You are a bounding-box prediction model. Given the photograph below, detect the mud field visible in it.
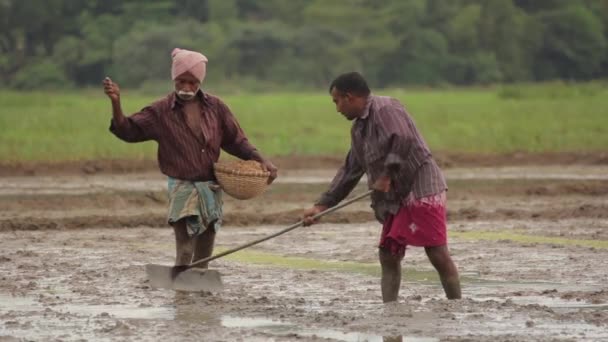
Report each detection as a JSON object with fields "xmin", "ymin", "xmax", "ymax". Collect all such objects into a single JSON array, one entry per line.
[{"xmin": 1, "ymin": 163, "xmax": 608, "ymax": 341}]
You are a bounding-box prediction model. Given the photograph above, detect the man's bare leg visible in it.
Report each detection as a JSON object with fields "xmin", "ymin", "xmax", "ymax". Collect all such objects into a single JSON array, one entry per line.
[
  {"xmin": 425, "ymin": 245, "xmax": 461, "ymax": 299},
  {"xmin": 191, "ymin": 227, "xmax": 216, "ymax": 269},
  {"xmin": 379, "ymin": 247, "xmax": 404, "ymax": 303},
  {"xmin": 172, "ymin": 220, "xmax": 192, "ymax": 266}
]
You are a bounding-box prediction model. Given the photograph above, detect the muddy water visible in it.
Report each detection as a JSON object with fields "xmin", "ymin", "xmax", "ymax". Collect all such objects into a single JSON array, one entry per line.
[
  {"xmin": 1, "ymin": 166, "xmax": 608, "ymax": 341},
  {"xmin": 0, "ymin": 165, "xmax": 607, "ymax": 196},
  {"xmin": 1, "ymin": 220, "xmax": 607, "ymax": 341}
]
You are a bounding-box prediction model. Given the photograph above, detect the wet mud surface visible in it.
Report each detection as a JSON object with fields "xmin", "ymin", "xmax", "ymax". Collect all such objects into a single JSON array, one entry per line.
[
  {"xmin": 1, "ymin": 164, "xmax": 608, "ymax": 341},
  {"xmin": 2, "ymin": 151, "xmax": 607, "ymax": 177}
]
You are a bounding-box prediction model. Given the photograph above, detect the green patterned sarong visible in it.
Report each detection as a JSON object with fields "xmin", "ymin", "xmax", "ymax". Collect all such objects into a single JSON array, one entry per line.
[{"xmin": 167, "ymin": 177, "xmax": 223, "ymax": 236}]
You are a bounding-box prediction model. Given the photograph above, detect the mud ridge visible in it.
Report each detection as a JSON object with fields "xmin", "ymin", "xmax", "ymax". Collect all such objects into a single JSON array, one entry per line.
[
  {"xmin": 1, "ymin": 179, "xmax": 607, "ymax": 213},
  {"xmin": 2, "ymin": 152, "xmax": 607, "ymax": 176},
  {"xmin": 2, "ymin": 203, "xmax": 607, "ymax": 232}
]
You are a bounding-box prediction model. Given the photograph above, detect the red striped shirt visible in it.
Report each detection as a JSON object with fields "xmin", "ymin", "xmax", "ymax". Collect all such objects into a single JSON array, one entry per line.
[
  {"xmin": 110, "ymin": 91, "xmax": 257, "ymax": 181},
  {"xmin": 317, "ymin": 95, "xmax": 447, "ymax": 220}
]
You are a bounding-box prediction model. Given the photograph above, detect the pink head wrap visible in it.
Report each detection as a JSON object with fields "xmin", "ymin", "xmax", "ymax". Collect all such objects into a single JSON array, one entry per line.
[{"xmin": 171, "ymin": 48, "xmax": 208, "ymax": 83}]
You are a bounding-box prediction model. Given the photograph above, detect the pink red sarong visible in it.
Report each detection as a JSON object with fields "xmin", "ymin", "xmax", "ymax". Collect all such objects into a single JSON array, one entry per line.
[{"xmin": 379, "ymin": 192, "xmax": 447, "ymax": 256}]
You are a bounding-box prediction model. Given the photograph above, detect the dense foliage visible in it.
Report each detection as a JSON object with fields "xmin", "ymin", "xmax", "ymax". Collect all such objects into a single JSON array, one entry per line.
[{"xmin": 2, "ymin": 0, "xmax": 607, "ymax": 89}]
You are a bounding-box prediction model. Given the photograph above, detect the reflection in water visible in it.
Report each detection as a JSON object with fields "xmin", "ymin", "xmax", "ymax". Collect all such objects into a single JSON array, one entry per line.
[
  {"xmin": 172, "ymin": 291, "xmax": 221, "ymax": 324},
  {"xmin": 221, "ymin": 315, "xmax": 437, "ymax": 342},
  {"xmin": 384, "ymin": 336, "xmax": 403, "ymax": 342}
]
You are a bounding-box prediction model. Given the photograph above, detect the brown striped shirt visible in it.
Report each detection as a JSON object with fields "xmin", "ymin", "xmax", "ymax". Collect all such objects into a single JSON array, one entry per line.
[
  {"xmin": 110, "ymin": 91, "xmax": 257, "ymax": 181},
  {"xmin": 316, "ymin": 95, "xmax": 447, "ymax": 221}
]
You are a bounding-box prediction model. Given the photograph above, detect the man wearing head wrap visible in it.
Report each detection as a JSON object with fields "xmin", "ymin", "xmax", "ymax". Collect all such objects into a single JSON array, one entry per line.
[{"xmin": 103, "ymin": 48, "xmax": 278, "ymax": 268}]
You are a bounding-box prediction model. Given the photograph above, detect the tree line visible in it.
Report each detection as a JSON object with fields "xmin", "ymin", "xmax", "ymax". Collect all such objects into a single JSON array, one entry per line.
[{"xmin": 1, "ymin": 0, "xmax": 607, "ymax": 90}]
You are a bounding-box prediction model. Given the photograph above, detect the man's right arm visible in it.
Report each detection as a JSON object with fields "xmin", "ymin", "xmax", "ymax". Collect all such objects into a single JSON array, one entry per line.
[
  {"xmin": 104, "ymin": 77, "xmax": 157, "ymax": 143},
  {"xmin": 303, "ymin": 149, "xmax": 365, "ymax": 225}
]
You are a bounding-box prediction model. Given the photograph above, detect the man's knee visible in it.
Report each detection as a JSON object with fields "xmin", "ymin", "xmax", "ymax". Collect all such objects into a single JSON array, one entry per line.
[
  {"xmin": 379, "ymin": 248, "xmax": 402, "ymax": 268},
  {"xmin": 425, "ymin": 245, "xmax": 448, "ymax": 258},
  {"xmin": 171, "ymin": 219, "xmax": 188, "ymax": 235},
  {"xmin": 425, "ymin": 245, "xmax": 456, "ymax": 273}
]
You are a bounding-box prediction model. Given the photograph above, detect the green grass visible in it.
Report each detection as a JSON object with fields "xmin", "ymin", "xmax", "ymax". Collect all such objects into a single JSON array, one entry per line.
[
  {"xmin": 451, "ymin": 231, "xmax": 608, "ymax": 249},
  {"xmin": 219, "ymin": 248, "xmax": 439, "ymax": 281},
  {"xmin": 1, "ymin": 82, "xmax": 607, "ymax": 162}
]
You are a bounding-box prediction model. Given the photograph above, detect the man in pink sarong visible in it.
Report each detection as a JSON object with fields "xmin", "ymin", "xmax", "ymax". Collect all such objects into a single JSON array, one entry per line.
[{"xmin": 302, "ymin": 72, "xmax": 461, "ymax": 303}]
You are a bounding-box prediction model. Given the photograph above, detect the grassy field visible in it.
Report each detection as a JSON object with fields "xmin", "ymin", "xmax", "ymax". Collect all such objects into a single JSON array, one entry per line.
[{"xmin": 1, "ymin": 82, "xmax": 607, "ymax": 163}]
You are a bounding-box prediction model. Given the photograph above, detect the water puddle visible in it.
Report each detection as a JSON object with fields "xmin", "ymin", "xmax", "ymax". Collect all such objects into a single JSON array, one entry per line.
[
  {"xmin": 0, "ymin": 295, "xmax": 38, "ymax": 311},
  {"xmin": 2, "ymin": 166, "xmax": 606, "ymax": 196},
  {"xmin": 476, "ymin": 295, "xmax": 608, "ymax": 311},
  {"xmin": 0, "ymin": 175, "xmax": 164, "ymax": 195},
  {"xmin": 0, "ymin": 294, "xmax": 438, "ymax": 340},
  {"xmin": 221, "ymin": 315, "xmax": 437, "ymax": 342},
  {"xmin": 275, "ymin": 167, "xmax": 608, "ymax": 184},
  {"xmin": 2, "ymin": 293, "xmax": 605, "ymax": 340},
  {"xmin": 0, "ymin": 294, "xmax": 174, "ymax": 320},
  {"xmin": 60, "ymin": 304, "xmax": 174, "ymax": 319},
  {"xmin": 444, "ymin": 166, "xmax": 608, "ymax": 181}
]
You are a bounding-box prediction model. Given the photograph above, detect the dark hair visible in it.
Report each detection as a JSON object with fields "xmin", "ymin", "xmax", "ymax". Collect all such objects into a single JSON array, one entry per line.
[{"xmin": 329, "ymin": 72, "xmax": 371, "ymax": 97}]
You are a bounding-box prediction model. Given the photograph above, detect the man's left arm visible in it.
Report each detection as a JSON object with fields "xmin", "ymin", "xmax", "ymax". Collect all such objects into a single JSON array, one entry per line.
[{"xmin": 219, "ymin": 100, "xmax": 278, "ymax": 183}]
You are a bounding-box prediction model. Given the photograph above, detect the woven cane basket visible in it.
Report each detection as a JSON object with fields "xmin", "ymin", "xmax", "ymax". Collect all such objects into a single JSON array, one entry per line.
[{"xmin": 214, "ymin": 160, "xmax": 270, "ymax": 200}]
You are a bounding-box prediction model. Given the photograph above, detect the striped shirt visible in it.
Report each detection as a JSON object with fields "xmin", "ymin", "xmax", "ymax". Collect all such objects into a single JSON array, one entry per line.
[
  {"xmin": 316, "ymin": 95, "xmax": 447, "ymax": 221},
  {"xmin": 110, "ymin": 91, "xmax": 257, "ymax": 181}
]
